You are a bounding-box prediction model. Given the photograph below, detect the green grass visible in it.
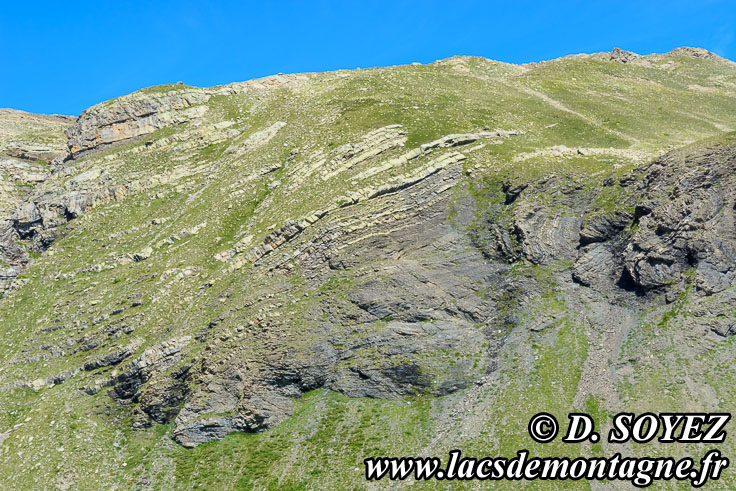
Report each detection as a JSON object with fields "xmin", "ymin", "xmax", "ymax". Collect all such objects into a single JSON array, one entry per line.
[{"xmin": 2, "ymin": 50, "xmax": 736, "ymax": 488}]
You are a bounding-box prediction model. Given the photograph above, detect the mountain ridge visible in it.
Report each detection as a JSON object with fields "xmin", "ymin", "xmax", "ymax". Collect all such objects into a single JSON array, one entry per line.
[{"xmin": 7, "ymin": 46, "xmax": 726, "ymax": 119}]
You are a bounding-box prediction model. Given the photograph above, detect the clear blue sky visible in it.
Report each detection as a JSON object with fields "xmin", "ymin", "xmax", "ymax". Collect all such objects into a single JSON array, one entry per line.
[{"xmin": 1, "ymin": 0, "xmax": 734, "ymax": 115}]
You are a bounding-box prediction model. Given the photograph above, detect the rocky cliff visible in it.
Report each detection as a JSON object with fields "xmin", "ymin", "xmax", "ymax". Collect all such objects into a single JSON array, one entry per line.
[
  {"xmin": 0, "ymin": 109, "xmax": 73, "ymax": 291},
  {"xmin": 1, "ymin": 48, "xmax": 736, "ymax": 488}
]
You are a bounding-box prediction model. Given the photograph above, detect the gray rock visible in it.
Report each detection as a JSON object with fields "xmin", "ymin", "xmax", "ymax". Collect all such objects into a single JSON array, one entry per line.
[
  {"xmin": 579, "ymin": 211, "xmax": 631, "ymax": 244},
  {"xmin": 66, "ymin": 89, "xmax": 209, "ymax": 157},
  {"xmin": 133, "ymin": 247, "xmax": 153, "ymax": 262},
  {"xmin": 609, "ymin": 47, "xmax": 639, "ymax": 63}
]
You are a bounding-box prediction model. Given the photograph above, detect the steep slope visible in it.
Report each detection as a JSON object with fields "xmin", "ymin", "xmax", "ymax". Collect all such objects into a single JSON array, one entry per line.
[
  {"xmin": 0, "ymin": 109, "xmax": 73, "ymax": 291},
  {"xmin": 1, "ymin": 48, "xmax": 736, "ymax": 488}
]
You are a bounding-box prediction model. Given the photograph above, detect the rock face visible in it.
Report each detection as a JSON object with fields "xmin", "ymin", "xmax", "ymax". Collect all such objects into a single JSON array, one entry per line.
[
  {"xmin": 567, "ymin": 143, "xmax": 736, "ymax": 299},
  {"xmin": 0, "ymin": 110, "xmax": 73, "ymax": 292},
  {"xmin": 66, "ymin": 89, "xmax": 210, "ymax": 157},
  {"xmin": 170, "ymin": 135, "xmax": 736, "ymax": 446},
  {"xmin": 172, "ymin": 161, "xmax": 499, "ymax": 446},
  {"xmin": 622, "ymin": 149, "xmax": 736, "ymax": 294},
  {"xmin": 64, "ymin": 74, "xmax": 310, "ymax": 159}
]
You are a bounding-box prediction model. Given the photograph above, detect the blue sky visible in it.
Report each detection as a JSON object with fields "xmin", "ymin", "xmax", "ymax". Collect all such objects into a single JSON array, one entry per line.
[{"xmin": 1, "ymin": 0, "xmax": 734, "ymax": 115}]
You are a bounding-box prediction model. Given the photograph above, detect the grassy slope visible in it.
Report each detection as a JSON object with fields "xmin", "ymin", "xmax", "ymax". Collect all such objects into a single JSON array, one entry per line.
[{"xmin": 1, "ymin": 52, "xmax": 736, "ymax": 488}]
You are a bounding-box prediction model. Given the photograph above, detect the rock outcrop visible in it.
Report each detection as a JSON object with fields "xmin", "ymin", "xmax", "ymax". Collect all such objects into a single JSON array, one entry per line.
[
  {"xmin": 169, "ymin": 136, "xmax": 736, "ymax": 445},
  {"xmin": 0, "ymin": 111, "xmax": 74, "ymax": 293},
  {"xmin": 622, "ymin": 144, "xmax": 736, "ymax": 294},
  {"xmin": 609, "ymin": 47, "xmax": 639, "ymax": 64},
  {"xmin": 66, "ymin": 89, "xmax": 210, "ymax": 157},
  {"xmin": 171, "ymin": 157, "xmax": 497, "ymax": 446},
  {"xmin": 567, "ymin": 140, "xmax": 736, "ymax": 300}
]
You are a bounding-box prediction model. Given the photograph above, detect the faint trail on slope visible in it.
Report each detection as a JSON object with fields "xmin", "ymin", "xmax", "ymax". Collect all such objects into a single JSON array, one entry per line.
[
  {"xmin": 515, "ymin": 86, "xmax": 640, "ymax": 144},
  {"xmin": 513, "ymin": 146, "xmax": 654, "ymax": 163}
]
